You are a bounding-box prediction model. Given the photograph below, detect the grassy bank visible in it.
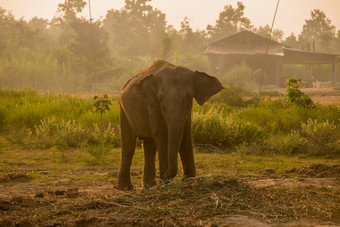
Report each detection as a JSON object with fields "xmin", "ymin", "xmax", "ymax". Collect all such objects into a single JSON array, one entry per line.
[{"xmin": 0, "ymin": 88, "xmax": 339, "ymax": 159}]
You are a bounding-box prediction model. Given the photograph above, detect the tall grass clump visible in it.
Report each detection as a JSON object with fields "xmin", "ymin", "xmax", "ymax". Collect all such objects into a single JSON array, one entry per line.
[
  {"xmin": 0, "ymin": 89, "xmax": 121, "ymax": 153},
  {"xmin": 236, "ymin": 99, "xmax": 340, "ymax": 134},
  {"xmin": 32, "ymin": 117, "xmax": 88, "ymax": 149},
  {"xmin": 209, "ymin": 86, "xmax": 248, "ymax": 108},
  {"xmin": 192, "ymin": 108, "xmax": 267, "ymax": 148},
  {"xmin": 298, "ymin": 119, "xmax": 340, "ymax": 155}
]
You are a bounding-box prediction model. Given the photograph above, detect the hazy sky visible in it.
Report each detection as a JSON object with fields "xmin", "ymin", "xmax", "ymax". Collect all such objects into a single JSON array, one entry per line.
[{"xmin": 0, "ymin": 0, "xmax": 339, "ymax": 37}]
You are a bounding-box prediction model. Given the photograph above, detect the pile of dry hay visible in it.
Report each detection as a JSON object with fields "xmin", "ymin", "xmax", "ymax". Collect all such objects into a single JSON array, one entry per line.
[
  {"xmin": 1, "ymin": 176, "xmax": 339, "ymax": 226},
  {"xmin": 71, "ymin": 176, "xmax": 339, "ymax": 225}
]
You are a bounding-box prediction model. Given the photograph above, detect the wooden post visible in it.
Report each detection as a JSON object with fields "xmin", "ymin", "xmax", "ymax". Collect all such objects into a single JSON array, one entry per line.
[
  {"xmin": 276, "ymin": 57, "xmax": 282, "ymax": 87},
  {"xmin": 332, "ymin": 58, "xmax": 337, "ymax": 87}
]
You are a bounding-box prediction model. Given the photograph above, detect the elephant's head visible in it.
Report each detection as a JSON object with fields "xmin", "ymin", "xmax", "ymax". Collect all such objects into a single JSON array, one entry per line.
[{"xmin": 135, "ymin": 66, "xmax": 223, "ymax": 178}]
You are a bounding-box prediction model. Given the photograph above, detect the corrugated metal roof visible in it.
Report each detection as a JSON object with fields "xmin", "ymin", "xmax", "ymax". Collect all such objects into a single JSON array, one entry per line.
[
  {"xmin": 205, "ymin": 30, "xmax": 339, "ymax": 63},
  {"xmin": 205, "ymin": 30, "xmax": 285, "ymax": 56}
]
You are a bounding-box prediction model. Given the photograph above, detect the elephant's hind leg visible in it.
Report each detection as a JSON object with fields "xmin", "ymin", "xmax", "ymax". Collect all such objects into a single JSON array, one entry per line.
[
  {"xmin": 117, "ymin": 108, "xmax": 136, "ymax": 190},
  {"xmin": 143, "ymin": 138, "xmax": 157, "ymax": 189}
]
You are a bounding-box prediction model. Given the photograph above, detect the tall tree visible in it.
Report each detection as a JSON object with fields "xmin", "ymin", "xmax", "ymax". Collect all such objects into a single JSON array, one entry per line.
[
  {"xmin": 54, "ymin": 0, "xmax": 111, "ymax": 89},
  {"xmin": 299, "ymin": 9, "xmax": 336, "ymax": 52},
  {"xmin": 178, "ymin": 17, "xmax": 206, "ymax": 55},
  {"xmin": 103, "ymin": 0, "xmax": 167, "ymax": 56},
  {"xmin": 56, "ymin": 0, "xmax": 87, "ymax": 22},
  {"xmin": 255, "ymin": 25, "xmax": 284, "ymax": 42},
  {"xmin": 283, "ymin": 33, "xmax": 299, "ymax": 48},
  {"xmin": 206, "ymin": 2, "xmax": 252, "ymax": 42}
]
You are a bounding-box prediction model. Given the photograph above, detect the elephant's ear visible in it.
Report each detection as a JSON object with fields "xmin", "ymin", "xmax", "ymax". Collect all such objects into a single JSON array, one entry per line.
[
  {"xmin": 193, "ymin": 71, "xmax": 224, "ymax": 105},
  {"xmin": 134, "ymin": 74, "xmax": 158, "ymax": 107}
]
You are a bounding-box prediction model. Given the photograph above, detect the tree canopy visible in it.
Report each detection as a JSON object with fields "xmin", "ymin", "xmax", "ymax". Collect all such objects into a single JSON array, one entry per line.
[{"xmin": 0, "ymin": 1, "xmax": 339, "ymax": 92}]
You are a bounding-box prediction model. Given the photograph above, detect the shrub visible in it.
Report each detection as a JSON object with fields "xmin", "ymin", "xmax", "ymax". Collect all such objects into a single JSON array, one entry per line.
[
  {"xmin": 85, "ymin": 123, "xmax": 120, "ymax": 163},
  {"xmin": 209, "ymin": 86, "xmax": 247, "ymax": 107},
  {"xmin": 299, "ymin": 119, "xmax": 340, "ymax": 154},
  {"xmin": 192, "ymin": 108, "xmax": 267, "ymax": 148},
  {"xmin": 192, "ymin": 109, "xmax": 227, "ymax": 147},
  {"xmin": 285, "ymin": 78, "xmax": 314, "ymax": 108},
  {"xmin": 269, "ymin": 132, "xmax": 302, "ymax": 155},
  {"xmin": 269, "ymin": 120, "xmax": 340, "ymax": 156},
  {"xmin": 87, "ymin": 122, "xmax": 120, "ymax": 147},
  {"xmin": 34, "ymin": 117, "xmax": 89, "ymax": 149}
]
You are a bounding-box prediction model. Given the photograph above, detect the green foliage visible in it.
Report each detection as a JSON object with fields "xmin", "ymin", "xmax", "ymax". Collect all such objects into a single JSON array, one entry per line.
[
  {"xmin": 1, "ymin": 2, "xmax": 340, "ymax": 93},
  {"xmin": 192, "ymin": 108, "xmax": 267, "ymax": 148},
  {"xmin": 285, "ymin": 78, "xmax": 314, "ymax": 108},
  {"xmin": 299, "ymin": 119, "xmax": 340, "ymax": 154},
  {"xmin": 32, "ymin": 117, "xmax": 88, "ymax": 149},
  {"xmin": 209, "ymin": 86, "xmax": 248, "ymax": 107},
  {"xmin": 300, "ymin": 9, "xmax": 336, "ymax": 52},
  {"xmin": 2, "ymin": 89, "xmax": 340, "ymax": 157},
  {"xmin": 93, "ymin": 94, "xmax": 112, "ymax": 124},
  {"xmin": 103, "ymin": 0, "xmax": 166, "ymax": 56},
  {"xmin": 87, "ymin": 122, "xmax": 120, "ymax": 147},
  {"xmin": 206, "ymin": 2, "xmax": 252, "ymax": 42},
  {"xmin": 85, "ymin": 123, "xmax": 119, "ymax": 163},
  {"xmin": 255, "ymin": 25, "xmax": 284, "ymax": 42},
  {"xmin": 77, "ymin": 121, "xmax": 121, "ymax": 163},
  {"xmin": 270, "ymin": 133, "xmax": 302, "ymax": 155},
  {"xmin": 235, "ymin": 99, "xmax": 340, "ymax": 134}
]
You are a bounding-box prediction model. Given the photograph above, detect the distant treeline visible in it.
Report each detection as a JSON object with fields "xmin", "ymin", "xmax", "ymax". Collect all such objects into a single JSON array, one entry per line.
[{"xmin": 0, "ymin": 0, "xmax": 339, "ymax": 92}]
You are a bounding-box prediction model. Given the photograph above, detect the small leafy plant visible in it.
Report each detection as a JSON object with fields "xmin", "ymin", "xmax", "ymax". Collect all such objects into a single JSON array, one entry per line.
[
  {"xmin": 285, "ymin": 78, "xmax": 314, "ymax": 108},
  {"xmin": 93, "ymin": 94, "xmax": 112, "ymax": 125}
]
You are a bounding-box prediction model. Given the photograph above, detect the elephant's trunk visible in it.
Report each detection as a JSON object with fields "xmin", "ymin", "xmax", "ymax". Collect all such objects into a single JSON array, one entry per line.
[{"xmin": 166, "ymin": 118, "xmax": 185, "ymax": 179}]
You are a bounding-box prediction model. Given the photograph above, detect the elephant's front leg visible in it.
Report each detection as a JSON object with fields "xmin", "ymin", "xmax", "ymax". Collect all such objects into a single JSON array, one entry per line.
[
  {"xmin": 148, "ymin": 108, "xmax": 168, "ymax": 180},
  {"xmin": 117, "ymin": 109, "xmax": 136, "ymax": 190},
  {"xmin": 179, "ymin": 118, "xmax": 196, "ymax": 178},
  {"xmin": 143, "ymin": 138, "xmax": 157, "ymax": 188}
]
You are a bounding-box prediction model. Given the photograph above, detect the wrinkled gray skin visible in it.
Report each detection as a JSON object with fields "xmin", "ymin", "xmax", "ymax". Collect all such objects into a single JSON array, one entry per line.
[{"xmin": 117, "ymin": 60, "xmax": 223, "ymax": 190}]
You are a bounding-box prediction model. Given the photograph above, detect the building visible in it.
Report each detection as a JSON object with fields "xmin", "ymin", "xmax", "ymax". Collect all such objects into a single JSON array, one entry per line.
[{"xmin": 204, "ymin": 30, "xmax": 339, "ymax": 87}]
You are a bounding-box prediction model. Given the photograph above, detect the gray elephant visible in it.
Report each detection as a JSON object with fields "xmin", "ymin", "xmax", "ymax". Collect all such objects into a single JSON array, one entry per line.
[{"xmin": 117, "ymin": 60, "xmax": 223, "ymax": 190}]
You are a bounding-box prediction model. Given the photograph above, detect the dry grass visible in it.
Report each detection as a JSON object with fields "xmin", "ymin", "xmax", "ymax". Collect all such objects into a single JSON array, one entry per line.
[{"xmin": 0, "ymin": 175, "xmax": 339, "ymax": 226}]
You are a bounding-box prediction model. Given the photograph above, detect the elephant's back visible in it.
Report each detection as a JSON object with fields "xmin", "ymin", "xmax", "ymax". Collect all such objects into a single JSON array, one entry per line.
[{"xmin": 121, "ymin": 60, "xmax": 175, "ymax": 90}]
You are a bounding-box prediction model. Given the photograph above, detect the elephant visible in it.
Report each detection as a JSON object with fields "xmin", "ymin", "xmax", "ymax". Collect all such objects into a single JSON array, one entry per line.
[{"xmin": 117, "ymin": 60, "xmax": 223, "ymax": 190}]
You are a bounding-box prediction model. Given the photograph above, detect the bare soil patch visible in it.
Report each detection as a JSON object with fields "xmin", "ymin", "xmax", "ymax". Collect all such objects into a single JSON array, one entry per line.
[
  {"xmin": 0, "ymin": 174, "xmax": 339, "ymax": 226},
  {"xmin": 301, "ymin": 88, "xmax": 340, "ymax": 105},
  {"xmin": 285, "ymin": 163, "xmax": 340, "ymax": 178}
]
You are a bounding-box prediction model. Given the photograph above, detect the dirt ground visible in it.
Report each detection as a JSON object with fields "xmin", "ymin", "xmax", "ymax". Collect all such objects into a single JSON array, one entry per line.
[
  {"xmin": 301, "ymin": 88, "xmax": 340, "ymax": 105},
  {"xmin": 0, "ymin": 162, "xmax": 339, "ymax": 227}
]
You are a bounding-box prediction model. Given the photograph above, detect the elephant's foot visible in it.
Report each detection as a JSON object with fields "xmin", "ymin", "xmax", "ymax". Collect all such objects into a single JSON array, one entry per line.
[
  {"xmin": 143, "ymin": 179, "xmax": 157, "ymax": 189},
  {"xmin": 116, "ymin": 180, "xmax": 134, "ymax": 191}
]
